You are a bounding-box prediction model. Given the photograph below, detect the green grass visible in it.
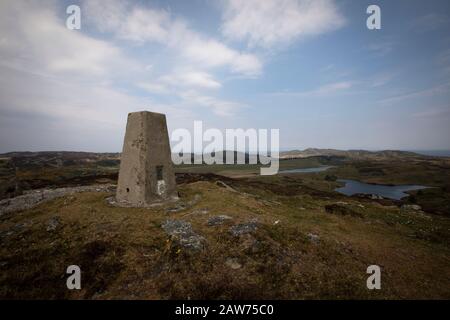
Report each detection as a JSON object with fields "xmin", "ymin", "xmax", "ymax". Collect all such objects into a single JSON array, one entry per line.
[
  {"xmin": 1, "ymin": 176, "xmax": 449, "ymax": 299},
  {"xmin": 1, "ymin": 153, "xmax": 450, "ymax": 299}
]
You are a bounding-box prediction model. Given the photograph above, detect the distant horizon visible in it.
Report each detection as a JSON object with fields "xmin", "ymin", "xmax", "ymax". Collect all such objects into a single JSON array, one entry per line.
[{"xmin": 2, "ymin": 148, "xmax": 450, "ymax": 157}]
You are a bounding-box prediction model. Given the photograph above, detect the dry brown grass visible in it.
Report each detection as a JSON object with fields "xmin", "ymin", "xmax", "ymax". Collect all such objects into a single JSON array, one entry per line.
[{"xmin": 1, "ymin": 178, "xmax": 450, "ymax": 299}]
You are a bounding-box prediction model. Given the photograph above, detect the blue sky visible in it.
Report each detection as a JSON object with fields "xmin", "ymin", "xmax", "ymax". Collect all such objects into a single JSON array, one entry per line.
[{"xmin": 0, "ymin": 0, "xmax": 449, "ymax": 153}]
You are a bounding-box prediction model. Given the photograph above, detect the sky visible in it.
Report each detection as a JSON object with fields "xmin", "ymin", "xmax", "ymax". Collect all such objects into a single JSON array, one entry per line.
[{"xmin": 0, "ymin": 0, "xmax": 449, "ymax": 153}]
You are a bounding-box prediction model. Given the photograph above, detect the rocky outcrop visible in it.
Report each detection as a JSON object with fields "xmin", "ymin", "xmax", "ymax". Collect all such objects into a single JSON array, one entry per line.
[
  {"xmin": 354, "ymin": 193, "xmax": 384, "ymax": 200},
  {"xmin": 229, "ymin": 220, "xmax": 258, "ymax": 237},
  {"xmin": 46, "ymin": 216, "xmax": 61, "ymax": 232},
  {"xmin": 165, "ymin": 194, "xmax": 202, "ymax": 213},
  {"xmin": 207, "ymin": 215, "xmax": 233, "ymax": 226},
  {"xmin": 307, "ymin": 233, "xmax": 320, "ymax": 244},
  {"xmin": 401, "ymin": 204, "xmax": 422, "ymax": 211},
  {"xmin": 0, "ymin": 184, "xmax": 116, "ymax": 216},
  {"xmin": 162, "ymin": 220, "xmax": 205, "ymax": 250}
]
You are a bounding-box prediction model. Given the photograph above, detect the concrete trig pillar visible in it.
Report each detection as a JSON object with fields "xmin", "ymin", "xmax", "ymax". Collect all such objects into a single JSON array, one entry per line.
[{"xmin": 116, "ymin": 111, "xmax": 177, "ymax": 206}]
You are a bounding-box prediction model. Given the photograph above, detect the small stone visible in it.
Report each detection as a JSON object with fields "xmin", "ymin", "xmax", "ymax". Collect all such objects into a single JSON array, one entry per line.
[
  {"xmin": 225, "ymin": 258, "xmax": 242, "ymax": 270},
  {"xmin": 207, "ymin": 215, "xmax": 232, "ymax": 226},
  {"xmin": 162, "ymin": 219, "xmax": 191, "ymax": 235},
  {"xmin": 165, "ymin": 203, "xmax": 187, "ymax": 213},
  {"xmin": 191, "ymin": 208, "xmax": 209, "ymax": 215},
  {"xmin": 162, "ymin": 219, "xmax": 205, "ymax": 250},
  {"xmin": 63, "ymin": 195, "xmax": 76, "ymax": 206},
  {"xmin": 189, "ymin": 194, "xmax": 202, "ymax": 204},
  {"xmin": 401, "ymin": 204, "xmax": 422, "ymax": 211},
  {"xmin": 216, "ymin": 181, "xmax": 237, "ymax": 192},
  {"xmin": 106, "ymin": 196, "xmax": 117, "ymax": 206},
  {"xmin": 240, "ymin": 234, "xmax": 260, "ymax": 252},
  {"xmin": 229, "ymin": 220, "xmax": 258, "ymax": 237},
  {"xmin": 307, "ymin": 233, "xmax": 320, "ymax": 244},
  {"xmin": 165, "ymin": 195, "xmax": 202, "ymax": 213},
  {"xmin": 46, "ymin": 216, "xmax": 61, "ymax": 232}
]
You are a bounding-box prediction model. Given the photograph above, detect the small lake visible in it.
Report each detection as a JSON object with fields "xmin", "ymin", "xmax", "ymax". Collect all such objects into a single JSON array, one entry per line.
[
  {"xmin": 335, "ymin": 179, "xmax": 429, "ymax": 200},
  {"xmin": 280, "ymin": 166, "xmax": 334, "ymax": 173}
]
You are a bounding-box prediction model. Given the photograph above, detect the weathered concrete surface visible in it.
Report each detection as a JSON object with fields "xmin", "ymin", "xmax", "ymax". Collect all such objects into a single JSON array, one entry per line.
[{"xmin": 116, "ymin": 111, "xmax": 177, "ymax": 206}]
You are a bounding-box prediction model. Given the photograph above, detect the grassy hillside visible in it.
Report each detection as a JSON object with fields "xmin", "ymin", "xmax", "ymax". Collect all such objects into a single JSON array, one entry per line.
[
  {"xmin": 1, "ymin": 152, "xmax": 450, "ymax": 216},
  {"xmin": 1, "ymin": 175, "xmax": 449, "ymax": 299},
  {"xmin": 1, "ymin": 150, "xmax": 449, "ymax": 299}
]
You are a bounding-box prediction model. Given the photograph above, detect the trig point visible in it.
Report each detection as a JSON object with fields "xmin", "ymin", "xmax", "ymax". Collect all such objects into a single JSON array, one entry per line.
[{"xmin": 116, "ymin": 111, "xmax": 177, "ymax": 206}]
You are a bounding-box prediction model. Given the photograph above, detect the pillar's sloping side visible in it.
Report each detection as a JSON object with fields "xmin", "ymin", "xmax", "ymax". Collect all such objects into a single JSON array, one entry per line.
[{"xmin": 116, "ymin": 111, "xmax": 177, "ymax": 206}]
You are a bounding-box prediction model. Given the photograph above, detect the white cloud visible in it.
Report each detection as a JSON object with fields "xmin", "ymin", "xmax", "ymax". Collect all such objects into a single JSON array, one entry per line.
[
  {"xmin": 412, "ymin": 107, "xmax": 450, "ymax": 118},
  {"xmin": 221, "ymin": 0, "xmax": 345, "ymax": 48},
  {"xmin": 412, "ymin": 13, "xmax": 449, "ymax": 33},
  {"xmin": 84, "ymin": 0, "xmax": 170, "ymax": 43},
  {"xmin": 0, "ymin": 0, "xmax": 197, "ymax": 152},
  {"xmin": 370, "ymin": 72, "xmax": 396, "ymax": 88},
  {"xmin": 0, "ymin": 0, "xmax": 134, "ymax": 78},
  {"xmin": 84, "ymin": 0, "xmax": 262, "ymax": 76},
  {"xmin": 182, "ymin": 39, "xmax": 262, "ymax": 76},
  {"xmin": 366, "ymin": 40, "xmax": 395, "ymax": 57},
  {"xmin": 161, "ymin": 71, "xmax": 222, "ymax": 89},
  {"xmin": 271, "ymin": 81, "xmax": 353, "ymax": 97},
  {"xmin": 179, "ymin": 91, "xmax": 247, "ymax": 117},
  {"xmin": 379, "ymin": 82, "xmax": 450, "ymax": 105},
  {"xmin": 314, "ymin": 81, "xmax": 352, "ymax": 94},
  {"xmin": 137, "ymin": 82, "xmax": 170, "ymax": 94},
  {"xmin": 438, "ymin": 49, "xmax": 450, "ymax": 74},
  {"xmin": 137, "ymin": 70, "xmax": 222, "ymax": 95}
]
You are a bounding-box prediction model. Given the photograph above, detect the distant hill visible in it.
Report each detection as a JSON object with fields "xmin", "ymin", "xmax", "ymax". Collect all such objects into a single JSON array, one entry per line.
[
  {"xmin": 0, "ymin": 151, "xmax": 120, "ymax": 168},
  {"xmin": 279, "ymin": 148, "xmax": 426, "ymax": 160},
  {"xmin": 0, "ymin": 148, "xmax": 437, "ymax": 168}
]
